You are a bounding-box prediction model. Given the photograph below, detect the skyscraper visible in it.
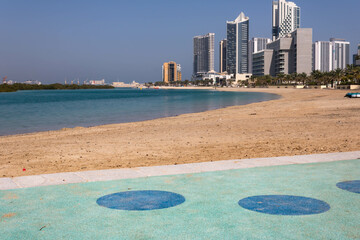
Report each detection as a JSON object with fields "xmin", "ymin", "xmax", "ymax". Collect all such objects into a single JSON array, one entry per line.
[
  {"xmin": 162, "ymin": 61, "xmax": 181, "ymax": 83},
  {"xmin": 272, "ymin": 0, "xmax": 300, "ymax": 41},
  {"xmin": 193, "ymin": 33, "xmax": 215, "ymax": 77},
  {"xmin": 226, "ymin": 12, "xmax": 249, "ymax": 75},
  {"xmin": 313, "ymin": 39, "xmax": 350, "ymax": 72},
  {"xmin": 248, "ymin": 38, "xmax": 271, "ymax": 73},
  {"xmin": 219, "ymin": 39, "xmax": 227, "ymax": 73},
  {"xmin": 330, "ymin": 38, "xmax": 350, "ymax": 70},
  {"xmin": 313, "ymin": 41, "xmax": 332, "ymax": 72}
]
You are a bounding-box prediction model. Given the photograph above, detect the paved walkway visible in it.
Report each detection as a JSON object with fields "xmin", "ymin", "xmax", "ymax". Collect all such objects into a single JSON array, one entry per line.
[
  {"xmin": 1, "ymin": 152, "xmax": 360, "ymax": 239},
  {"xmin": 1, "ymin": 151, "xmax": 360, "ymax": 190}
]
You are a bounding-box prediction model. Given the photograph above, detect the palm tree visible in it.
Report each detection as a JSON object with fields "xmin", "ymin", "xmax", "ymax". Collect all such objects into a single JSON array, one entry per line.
[
  {"xmin": 299, "ymin": 73, "xmax": 307, "ymax": 85},
  {"xmin": 332, "ymin": 68, "xmax": 344, "ymax": 87},
  {"xmin": 276, "ymin": 73, "xmax": 285, "ymax": 85}
]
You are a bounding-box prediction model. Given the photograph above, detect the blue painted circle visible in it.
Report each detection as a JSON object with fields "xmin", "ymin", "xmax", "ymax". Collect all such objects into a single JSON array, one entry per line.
[
  {"xmin": 337, "ymin": 180, "xmax": 360, "ymax": 194},
  {"xmin": 238, "ymin": 195, "xmax": 330, "ymax": 216},
  {"xmin": 97, "ymin": 190, "xmax": 185, "ymax": 211}
]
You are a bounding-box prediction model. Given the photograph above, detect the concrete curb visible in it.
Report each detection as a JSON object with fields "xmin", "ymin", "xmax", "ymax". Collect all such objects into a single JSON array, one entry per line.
[{"xmin": 1, "ymin": 151, "xmax": 359, "ymax": 190}]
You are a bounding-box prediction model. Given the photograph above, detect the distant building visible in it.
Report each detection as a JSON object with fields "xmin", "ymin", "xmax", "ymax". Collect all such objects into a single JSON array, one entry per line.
[
  {"xmin": 198, "ymin": 72, "xmax": 232, "ymax": 85},
  {"xmin": 248, "ymin": 38, "xmax": 272, "ymax": 73},
  {"xmin": 354, "ymin": 44, "xmax": 360, "ymax": 66},
  {"xmin": 193, "ymin": 33, "xmax": 215, "ymax": 79},
  {"xmin": 162, "ymin": 61, "xmax": 181, "ymax": 83},
  {"xmin": 112, "ymin": 81, "xmax": 141, "ymax": 88},
  {"xmin": 219, "ymin": 39, "xmax": 227, "ymax": 73},
  {"xmin": 24, "ymin": 80, "xmax": 42, "ymax": 85},
  {"xmin": 253, "ymin": 28, "xmax": 312, "ymax": 76},
  {"xmin": 86, "ymin": 79, "xmax": 105, "ymax": 85},
  {"xmin": 272, "ymin": 0, "xmax": 300, "ymax": 41},
  {"xmin": 313, "ymin": 38, "xmax": 350, "ymax": 72},
  {"xmin": 227, "ymin": 12, "xmax": 250, "ymax": 75}
]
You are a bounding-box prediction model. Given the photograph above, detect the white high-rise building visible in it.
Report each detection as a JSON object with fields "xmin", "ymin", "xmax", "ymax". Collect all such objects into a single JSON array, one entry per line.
[
  {"xmin": 193, "ymin": 33, "xmax": 215, "ymax": 77},
  {"xmin": 313, "ymin": 41, "xmax": 332, "ymax": 72},
  {"xmin": 313, "ymin": 38, "xmax": 350, "ymax": 72},
  {"xmin": 330, "ymin": 38, "xmax": 350, "ymax": 70},
  {"xmin": 248, "ymin": 38, "xmax": 271, "ymax": 73},
  {"xmin": 272, "ymin": 0, "xmax": 300, "ymax": 41}
]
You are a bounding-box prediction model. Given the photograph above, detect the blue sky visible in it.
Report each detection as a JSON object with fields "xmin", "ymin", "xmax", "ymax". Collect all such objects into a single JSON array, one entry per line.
[{"xmin": 0, "ymin": 0, "xmax": 359, "ymax": 84}]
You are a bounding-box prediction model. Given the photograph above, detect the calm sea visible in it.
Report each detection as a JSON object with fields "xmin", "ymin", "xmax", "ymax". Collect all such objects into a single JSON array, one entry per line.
[{"xmin": 0, "ymin": 88, "xmax": 279, "ymax": 136}]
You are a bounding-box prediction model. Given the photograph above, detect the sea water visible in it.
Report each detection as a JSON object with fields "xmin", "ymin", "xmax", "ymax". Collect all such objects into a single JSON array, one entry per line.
[{"xmin": 0, "ymin": 88, "xmax": 279, "ymax": 136}]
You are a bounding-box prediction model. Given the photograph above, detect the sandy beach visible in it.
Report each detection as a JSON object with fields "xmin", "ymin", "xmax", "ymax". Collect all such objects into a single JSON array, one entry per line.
[{"xmin": 0, "ymin": 88, "xmax": 359, "ymax": 178}]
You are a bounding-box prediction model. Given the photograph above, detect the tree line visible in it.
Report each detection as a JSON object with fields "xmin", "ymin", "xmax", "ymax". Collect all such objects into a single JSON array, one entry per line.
[
  {"xmin": 147, "ymin": 65, "xmax": 360, "ymax": 87},
  {"xmin": 250, "ymin": 65, "xmax": 360, "ymax": 87}
]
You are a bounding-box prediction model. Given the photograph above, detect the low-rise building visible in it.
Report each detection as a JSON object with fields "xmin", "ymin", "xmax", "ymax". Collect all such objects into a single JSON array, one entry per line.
[{"xmin": 193, "ymin": 71, "xmax": 232, "ymax": 85}]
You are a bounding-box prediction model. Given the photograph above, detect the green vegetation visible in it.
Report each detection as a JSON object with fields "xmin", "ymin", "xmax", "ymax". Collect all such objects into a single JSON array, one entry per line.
[
  {"xmin": 0, "ymin": 83, "xmax": 114, "ymax": 93},
  {"xmin": 249, "ymin": 65, "xmax": 360, "ymax": 87},
  {"xmin": 147, "ymin": 65, "xmax": 360, "ymax": 88}
]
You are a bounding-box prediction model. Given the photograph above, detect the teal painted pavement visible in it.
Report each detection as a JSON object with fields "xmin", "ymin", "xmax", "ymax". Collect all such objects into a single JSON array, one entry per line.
[{"xmin": 1, "ymin": 160, "xmax": 359, "ymax": 239}]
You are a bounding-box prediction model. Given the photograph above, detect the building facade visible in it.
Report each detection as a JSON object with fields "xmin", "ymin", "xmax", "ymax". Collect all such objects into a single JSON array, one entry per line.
[
  {"xmin": 313, "ymin": 38, "xmax": 350, "ymax": 72},
  {"xmin": 313, "ymin": 41, "xmax": 332, "ymax": 72},
  {"xmin": 219, "ymin": 39, "xmax": 227, "ymax": 73},
  {"xmin": 162, "ymin": 62, "xmax": 182, "ymax": 83},
  {"xmin": 252, "ymin": 49, "xmax": 275, "ymax": 76},
  {"xmin": 193, "ymin": 33, "xmax": 215, "ymax": 78},
  {"xmin": 226, "ymin": 12, "xmax": 249, "ymax": 75},
  {"xmin": 272, "ymin": 0, "xmax": 300, "ymax": 41},
  {"xmin": 248, "ymin": 38, "xmax": 272, "ymax": 73},
  {"xmin": 253, "ymin": 28, "xmax": 312, "ymax": 76},
  {"xmin": 354, "ymin": 44, "xmax": 360, "ymax": 66},
  {"xmin": 330, "ymin": 38, "xmax": 350, "ymax": 70}
]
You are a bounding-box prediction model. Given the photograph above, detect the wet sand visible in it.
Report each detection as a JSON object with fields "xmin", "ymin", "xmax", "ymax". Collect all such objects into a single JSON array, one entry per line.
[{"xmin": 0, "ymin": 88, "xmax": 359, "ymax": 178}]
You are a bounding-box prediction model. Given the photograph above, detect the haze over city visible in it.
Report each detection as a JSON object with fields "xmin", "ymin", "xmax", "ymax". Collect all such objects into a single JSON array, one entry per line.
[{"xmin": 0, "ymin": 0, "xmax": 359, "ymax": 83}]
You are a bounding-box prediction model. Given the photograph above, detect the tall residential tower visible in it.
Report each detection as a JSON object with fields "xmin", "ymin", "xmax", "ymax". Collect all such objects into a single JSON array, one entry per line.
[
  {"xmin": 226, "ymin": 12, "xmax": 249, "ymax": 75},
  {"xmin": 330, "ymin": 38, "xmax": 350, "ymax": 70},
  {"xmin": 314, "ymin": 38, "xmax": 350, "ymax": 72},
  {"xmin": 272, "ymin": 0, "xmax": 300, "ymax": 41},
  {"xmin": 313, "ymin": 41, "xmax": 332, "ymax": 72},
  {"xmin": 193, "ymin": 33, "xmax": 215, "ymax": 78}
]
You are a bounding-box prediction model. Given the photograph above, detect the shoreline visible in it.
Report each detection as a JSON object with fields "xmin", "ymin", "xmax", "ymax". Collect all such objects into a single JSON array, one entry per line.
[
  {"xmin": 0, "ymin": 87, "xmax": 279, "ymax": 138},
  {"xmin": 1, "ymin": 88, "xmax": 359, "ymax": 177}
]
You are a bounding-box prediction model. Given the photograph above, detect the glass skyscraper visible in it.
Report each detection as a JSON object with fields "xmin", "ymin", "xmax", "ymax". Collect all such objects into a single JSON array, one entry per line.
[{"xmin": 226, "ymin": 12, "xmax": 249, "ymax": 75}]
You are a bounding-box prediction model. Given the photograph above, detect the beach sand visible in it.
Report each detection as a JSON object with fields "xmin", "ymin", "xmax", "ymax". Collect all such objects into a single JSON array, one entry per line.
[{"xmin": 0, "ymin": 88, "xmax": 359, "ymax": 178}]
